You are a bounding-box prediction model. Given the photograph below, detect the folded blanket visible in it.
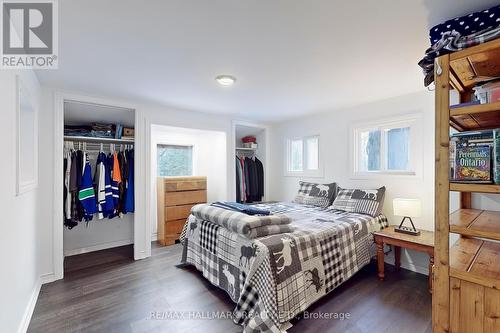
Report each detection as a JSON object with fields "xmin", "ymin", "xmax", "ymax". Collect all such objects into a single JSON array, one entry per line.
[
  {"xmin": 191, "ymin": 204, "xmax": 292, "ymax": 239},
  {"xmin": 211, "ymin": 201, "xmax": 270, "ymax": 216}
]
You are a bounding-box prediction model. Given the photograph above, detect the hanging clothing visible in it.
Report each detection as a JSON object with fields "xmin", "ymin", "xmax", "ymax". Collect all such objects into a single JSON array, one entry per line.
[
  {"xmin": 235, "ymin": 155, "xmax": 264, "ymax": 203},
  {"xmin": 63, "ymin": 143, "xmax": 135, "ymax": 228},
  {"xmin": 78, "ymin": 153, "xmax": 97, "ymax": 221},
  {"xmin": 123, "ymin": 149, "xmax": 135, "ymax": 213},
  {"xmin": 244, "ymin": 158, "xmax": 251, "ymax": 201},
  {"xmin": 69, "ymin": 151, "xmax": 85, "ymax": 224},
  {"xmin": 255, "ymin": 157, "xmax": 264, "ymax": 201},
  {"xmin": 240, "ymin": 157, "xmax": 247, "ymax": 202},
  {"xmin": 235, "ymin": 158, "xmax": 241, "ymax": 203},
  {"xmin": 64, "ymin": 151, "xmax": 79, "ymax": 229},
  {"xmin": 117, "ymin": 151, "xmax": 126, "ymax": 216},
  {"xmin": 245, "ymin": 157, "xmax": 259, "ymax": 203},
  {"xmin": 64, "ymin": 150, "xmax": 72, "ymax": 220},
  {"xmin": 95, "ymin": 152, "xmax": 114, "ymax": 219},
  {"xmin": 112, "ymin": 152, "xmax": 122, "ymax": 212}
]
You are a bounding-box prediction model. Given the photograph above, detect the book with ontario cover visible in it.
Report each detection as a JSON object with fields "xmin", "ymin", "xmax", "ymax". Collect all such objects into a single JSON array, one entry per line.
[{"xmin": 453, "ymin": 146, "xmax": 492, "ymax": 183}]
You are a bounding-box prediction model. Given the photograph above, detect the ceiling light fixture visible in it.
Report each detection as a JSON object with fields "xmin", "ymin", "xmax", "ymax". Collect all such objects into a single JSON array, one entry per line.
[{"xmin": 215, "ymin": 75, "xmax": 236, "ymax": 86}]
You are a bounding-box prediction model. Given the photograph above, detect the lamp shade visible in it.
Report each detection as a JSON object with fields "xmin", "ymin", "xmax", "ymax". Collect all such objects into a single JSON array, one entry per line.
[{"xmin": 393, "ymin": 198, "xmax": 422, "ymax": 218}]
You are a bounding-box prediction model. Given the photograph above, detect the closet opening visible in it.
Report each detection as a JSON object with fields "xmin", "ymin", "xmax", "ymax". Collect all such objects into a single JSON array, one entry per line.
[
  {"xmin": 151, "ymin": 124, "xmax": 227, "ymax": 246},
  {"xmin": 62, "ymin": 100, "xmax": 136, "ymax": 268},
  {"xmin": 234, "ymin": 122, "xmax": 268, "ymax": 203}
]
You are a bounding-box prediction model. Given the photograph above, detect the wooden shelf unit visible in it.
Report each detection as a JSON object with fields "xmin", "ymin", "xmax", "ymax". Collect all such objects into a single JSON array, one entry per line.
[{"xmin": 434, "ymin": 38, "xmax": 500, "ymax": 333}]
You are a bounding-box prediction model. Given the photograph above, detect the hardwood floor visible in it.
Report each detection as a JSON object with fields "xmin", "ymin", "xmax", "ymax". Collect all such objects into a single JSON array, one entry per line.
[{"xmin": 28, "ymin": 243, "xmax": 431, "ymax": 333}]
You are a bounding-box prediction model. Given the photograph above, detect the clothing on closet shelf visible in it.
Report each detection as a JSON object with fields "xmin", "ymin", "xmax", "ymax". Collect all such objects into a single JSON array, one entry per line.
[
  {"xmin": 235, "ymin": 155, "xmax": 264, "ymax": 203},
  {"xmin": 63, "ymin": 143, "xmax": 135, "ymax": 229}
]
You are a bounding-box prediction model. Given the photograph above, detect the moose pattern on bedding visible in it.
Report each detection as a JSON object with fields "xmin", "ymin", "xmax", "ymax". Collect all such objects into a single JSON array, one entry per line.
[
  {"xmin": 180, "ymin": 202, "xmax": 388, "ymax": 333},
  {"xmin": 331, "ymin": 186, "xmax": 386, "ymax": 217},
  {"xmin": 293, "ymin": 181, "xmax": 337, "ymax": 208}
]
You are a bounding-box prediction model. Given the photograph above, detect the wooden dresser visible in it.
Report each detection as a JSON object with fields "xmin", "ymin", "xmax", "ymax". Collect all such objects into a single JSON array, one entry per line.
[{"xmin": 157, "ymin": 176, "xmax": 207, "ymax": 246}]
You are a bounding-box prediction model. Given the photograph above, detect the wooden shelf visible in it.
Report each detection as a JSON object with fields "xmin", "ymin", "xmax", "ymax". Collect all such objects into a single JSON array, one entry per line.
[
  {"xmin": 450, "ymin": 237, "xmax": 500, "ymax": 290},
  {"xmin": 64, "ymin": 136, "xmax": 134, "ymax": 144},
  {"xmin": 450, "ymin": 101, "xmax": 500, "ymax": 116},
  {"xmin": 450, "ymin": 183, "xmax": 500, "ymax": 194},
  {"xmin": 450, "ymin": 209, "xmax": 500, "ymax": 241},
  {"xmin": 449, "ymin": 102, "xmax": 500, "ymax": 131},
  {"xmin": 449, "ymin": 38, "xmax": 500, "ymax": 90}
]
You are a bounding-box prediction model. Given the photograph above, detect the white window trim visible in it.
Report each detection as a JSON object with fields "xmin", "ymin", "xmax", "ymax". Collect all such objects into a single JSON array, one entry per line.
[
  {"xmin": 350, "ymin": 113, "xmax": 423, "ymax": 179},
  {"xmin": 284, "ymin": 135, "xmax": 324, "ymax": 178},
  {"xmin": 157, "ymin": 143, "xmax": 196, "ymax": 176}
]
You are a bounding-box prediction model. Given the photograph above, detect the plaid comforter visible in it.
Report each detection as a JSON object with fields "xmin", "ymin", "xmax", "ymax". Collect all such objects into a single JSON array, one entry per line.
[{"xmin": 180, "ymin": 202, "xmax": 388, "ymax": 333}]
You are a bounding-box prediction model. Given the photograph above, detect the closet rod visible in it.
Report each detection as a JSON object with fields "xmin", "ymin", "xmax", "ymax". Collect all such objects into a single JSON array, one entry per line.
[{"xmin": 64, "ymin": 136, "xmax": 134, "ymax": 144}]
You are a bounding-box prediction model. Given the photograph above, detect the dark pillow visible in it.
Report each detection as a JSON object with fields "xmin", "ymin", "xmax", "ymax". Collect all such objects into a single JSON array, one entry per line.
[
  {"xmin": 293, "ymin": 181, "xmax": 337, "ymax": 208},
  {"xmin": 330, "ymin": 186, "xmax": 385, "ymax": 217}
]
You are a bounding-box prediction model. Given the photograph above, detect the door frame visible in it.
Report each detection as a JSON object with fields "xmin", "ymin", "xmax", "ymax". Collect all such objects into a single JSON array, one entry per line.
[
  {"xmin": 52, "ymin": 91, "xmax": 149, "ymax": 280},
  {"xmin": 231, "ymin": 120, "xmax": 270, "ymax": 202}
]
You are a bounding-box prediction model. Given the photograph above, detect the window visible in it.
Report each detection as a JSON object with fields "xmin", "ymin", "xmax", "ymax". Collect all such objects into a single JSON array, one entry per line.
[
  {"xmin": 286, "ymin": 135, "xmax": 321, "ymax": 176},
  {"xmin": 157, "ymin": 144, "xmax": 193, "ymax": 176},
  {"xmin": 352, "ymin": 114, "xmax": 421, "ymax": 176}
]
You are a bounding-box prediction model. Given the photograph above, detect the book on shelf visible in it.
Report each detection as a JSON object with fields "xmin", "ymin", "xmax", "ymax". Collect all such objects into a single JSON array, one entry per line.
[
  {"xmin": 452, "ymin": 146, "xmax": 492, "ymax": 183},
  {"xmin": 449, "ymin": 129, "xmax": 498, "ymax": 183}
]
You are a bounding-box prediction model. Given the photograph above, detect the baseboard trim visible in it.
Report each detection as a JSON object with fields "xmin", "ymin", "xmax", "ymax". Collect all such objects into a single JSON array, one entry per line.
[
  {"xmin": 64, "ymin": 239, "xmax": 133, "ymax": 257},
  {"xmin": 39, "ymin": 272, "xmax": 56, "ymax": 284},
  {"xmin": 17, "ymin": 278, "xmax": 41, "ymax": 333},
  {"xmin": 151, "ymin": 232, "xmax": 158, "ymax": 241}
]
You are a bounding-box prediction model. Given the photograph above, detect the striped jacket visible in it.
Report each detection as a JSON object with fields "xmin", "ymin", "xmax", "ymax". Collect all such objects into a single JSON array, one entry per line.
[{"xmin": 78, "ymin": 153, "xmax": 97, "ymax": 221}]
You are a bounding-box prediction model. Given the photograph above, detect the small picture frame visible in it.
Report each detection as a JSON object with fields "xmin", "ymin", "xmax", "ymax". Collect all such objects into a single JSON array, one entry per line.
[{"xmin": 16, "ymin": 76, "xmax": 38, "ymax": 195}]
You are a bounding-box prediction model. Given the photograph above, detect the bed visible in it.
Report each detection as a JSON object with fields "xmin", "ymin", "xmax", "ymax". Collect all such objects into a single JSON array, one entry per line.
[{"xmin": 179, "ymin": 202, "xmax": 388, "ymax": 333}]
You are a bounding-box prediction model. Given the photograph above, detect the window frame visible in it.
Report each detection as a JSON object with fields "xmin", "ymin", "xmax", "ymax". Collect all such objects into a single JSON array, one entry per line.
[
  {"xmin": 285, "ymin": 135, "xmax": 323, "ymax": 177},
  {"xmin": 350, "ymin": 113, "xmax": 423, "ymax": 178},
  {"xmin": 156, "ymin": 143, "xmax": 195, "ymax": 177}
]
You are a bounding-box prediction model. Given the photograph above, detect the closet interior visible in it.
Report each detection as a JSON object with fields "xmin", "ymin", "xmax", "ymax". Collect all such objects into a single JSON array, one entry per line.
[
  {"xmin": 234, "ymin": 124, "xmax": 266, "ymax": 203},
  {"xmin": 63, "ymin": 101, "xmax": 136, "ymax": 259}
]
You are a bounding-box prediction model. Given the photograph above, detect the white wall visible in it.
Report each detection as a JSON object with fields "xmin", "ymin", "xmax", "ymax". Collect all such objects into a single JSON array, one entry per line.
[
  {"xmin": 268, "ymin": 90, "xmax": 436, "ymax": 275},
  {"xmin": 0, "ymin": 70, "xmax": 42, "ymax": 333},
  {"xmin": 151, "ymin": 125, "xmax": 227, "ymax": 236}
]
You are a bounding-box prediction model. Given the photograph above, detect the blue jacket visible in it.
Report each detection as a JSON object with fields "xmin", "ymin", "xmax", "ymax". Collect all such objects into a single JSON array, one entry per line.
[
  {"xmin": 123, "ymin": 149, "xmax": 135, "ymax": 213},
  {"xmin": 78, "ymin": 154, "xmax": 97, "ymax": 221}
]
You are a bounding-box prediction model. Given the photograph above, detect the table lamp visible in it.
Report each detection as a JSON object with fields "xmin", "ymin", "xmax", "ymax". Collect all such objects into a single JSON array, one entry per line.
[{"xmin": 393, "ymin": 198, "xmax": 422, "ymax": 236}]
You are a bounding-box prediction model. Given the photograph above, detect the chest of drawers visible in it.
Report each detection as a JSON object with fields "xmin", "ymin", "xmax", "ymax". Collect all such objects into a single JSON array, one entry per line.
[{"xmin": 157, "ymin": 176, "xmax": 207, "ymax": 246}]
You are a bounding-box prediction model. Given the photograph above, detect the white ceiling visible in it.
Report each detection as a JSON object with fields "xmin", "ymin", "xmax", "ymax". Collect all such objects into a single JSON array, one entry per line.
[{"xmin": 36, "ymin": 0, "xmax": 500, "ymax": 122}]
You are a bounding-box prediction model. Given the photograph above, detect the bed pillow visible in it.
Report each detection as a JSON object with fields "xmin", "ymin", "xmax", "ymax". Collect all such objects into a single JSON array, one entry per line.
[
  {"xmin": 330, "ymin": 186, "xmax": 385, "ymax": 217},
  {"xmin": 293, "ymin": 181, "xmax": 337, "ymax": 208}
]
